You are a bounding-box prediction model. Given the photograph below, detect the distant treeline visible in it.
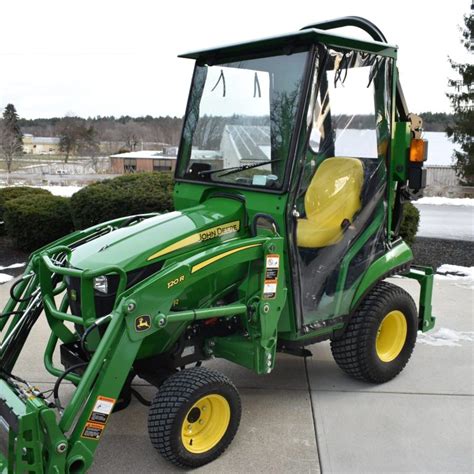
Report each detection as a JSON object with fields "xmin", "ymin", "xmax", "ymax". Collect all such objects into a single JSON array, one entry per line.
[
  {"xmin": 335, "ymin": 112, "xmax": 454, "ymax": 132},
  {"xmin": 419, "ymin": 112, "xmax": 455, "ymax": 132},
  {"xmin": 18, "ymin": 111, "xmax": 453, "ymax": 146},
  {"xmin": 19, "ymin": 115, "xmax": 183, "ymax": 150}
]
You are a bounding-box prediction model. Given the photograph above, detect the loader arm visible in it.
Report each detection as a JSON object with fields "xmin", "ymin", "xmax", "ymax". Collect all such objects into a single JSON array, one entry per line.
[{"xmin": 0, "ymin": 215, "xmax": 286, "ymax": 473}]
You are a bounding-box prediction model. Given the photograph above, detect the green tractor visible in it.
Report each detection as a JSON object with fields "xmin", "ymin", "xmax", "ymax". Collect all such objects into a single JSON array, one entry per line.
[{"xmin": 0, "ymin": 17, "xmax": 435, "ymax": 473}]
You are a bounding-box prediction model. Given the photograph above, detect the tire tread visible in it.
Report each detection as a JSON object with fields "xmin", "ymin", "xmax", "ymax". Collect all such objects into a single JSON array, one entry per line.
[
  {"xmin": 330, "ymin": 281, "xmax": 417, "ymax": 383},
  {"xmin": 148, "ymin": 366, "xmax": 240, "ymax": 468}
]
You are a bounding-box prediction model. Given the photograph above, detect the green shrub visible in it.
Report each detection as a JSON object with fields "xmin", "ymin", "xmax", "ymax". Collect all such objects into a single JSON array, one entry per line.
[
  {"xmin": 70, "ymin": 172, "xmax": 174, "ymax": 229},
  {"xmin": 4, "ymin": 195, "xmax": 74, "ymax": 251},
  {"xmin": 400, "ymin": 202, "xmax": 420, "ymax": 246},
  {"xmin": 0, "ymin": 186, "xmax": 52, "ymax": 234}
]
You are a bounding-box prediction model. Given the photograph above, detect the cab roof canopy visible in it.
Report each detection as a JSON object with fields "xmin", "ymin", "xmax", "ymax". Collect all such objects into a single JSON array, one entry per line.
[{"xmin": 179, "ymin": 27, "xmax": 398, "ymax": 63}]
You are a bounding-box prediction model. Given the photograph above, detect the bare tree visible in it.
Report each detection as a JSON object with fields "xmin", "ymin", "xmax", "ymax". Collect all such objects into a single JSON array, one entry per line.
[
  {"xmin": 78, "ymin": 126, "xmax": 101, "ymax": 171},
  {"xmin": 118, "ymin": 121, "xmax": 147, "ymax": 151},
  {"xmin": 57, "ymin": 117, "xmax": 100, "ymax": 162},
  {"xmin": 57, "ymin": 117, "xmax": 82, "ymax": 163}
]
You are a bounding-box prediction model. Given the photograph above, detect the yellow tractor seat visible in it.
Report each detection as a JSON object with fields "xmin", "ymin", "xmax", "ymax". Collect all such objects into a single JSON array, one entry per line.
[{"xmin": 297, "ymin": 157, "xmax": 364, "ymax": 248}]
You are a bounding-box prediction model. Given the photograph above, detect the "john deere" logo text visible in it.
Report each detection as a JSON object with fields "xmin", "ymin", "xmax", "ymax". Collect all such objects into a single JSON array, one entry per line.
[
  {"xmin": 147, "ymin": 220, "xmax": 241, "ymax": 261},
  {"xmin": 199, "ymin": 221, "xmax": 240, "ymax": 241}
]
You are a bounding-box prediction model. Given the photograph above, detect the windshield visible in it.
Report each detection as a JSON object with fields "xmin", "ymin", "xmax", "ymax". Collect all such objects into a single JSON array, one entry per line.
[{"xmin": 176, "ymin": 50, "xmax": 309, "ymax": 190}]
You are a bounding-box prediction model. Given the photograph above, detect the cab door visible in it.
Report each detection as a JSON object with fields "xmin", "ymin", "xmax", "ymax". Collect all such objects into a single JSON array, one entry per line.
[{"xmin": 290, "ymin": 46, "xmax": 393, "ymax": 330}]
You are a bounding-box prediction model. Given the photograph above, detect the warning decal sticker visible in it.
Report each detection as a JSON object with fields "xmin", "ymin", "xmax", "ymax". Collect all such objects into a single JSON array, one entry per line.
[
  {"xmin": 82, "ymin": 395, "xmax": 116, "ymax": 440},
  {"xmin": 81, "ymin": 422, "xmax": 105, "ymax": 440},
  {"xmin": 265, "ymin": 255, "xmax": 280, "ymax": 280},
  {"xmin": 88, "ymin": 396, "xmax": 115, "ymax": 424},
  {"xmin": 263, "ymin": 254, "xmax": 280, "ymax": 300},
  {"xmin": 263, "ymin": 280, "xmax": 277, "ymax": 299}
]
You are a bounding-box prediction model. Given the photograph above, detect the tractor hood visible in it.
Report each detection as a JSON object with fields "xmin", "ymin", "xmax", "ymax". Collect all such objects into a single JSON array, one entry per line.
[{"xmin": 69, "ymin": 196, "xmax": 245, "ymax": 273}]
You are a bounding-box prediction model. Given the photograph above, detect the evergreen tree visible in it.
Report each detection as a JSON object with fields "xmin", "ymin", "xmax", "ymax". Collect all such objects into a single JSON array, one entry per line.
[
  {"xmin": 446, "ymin": 7, "xmax": 473, "ymax": 185},
  {"xmin": 0, "ymin": 104, "xmax": 23, "ymax": 174}
]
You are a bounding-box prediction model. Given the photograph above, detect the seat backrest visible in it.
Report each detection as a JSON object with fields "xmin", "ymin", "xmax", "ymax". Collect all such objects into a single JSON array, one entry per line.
[{"xmin": 304, "ymin": 157, "xmax": 364, "ymax": 224}]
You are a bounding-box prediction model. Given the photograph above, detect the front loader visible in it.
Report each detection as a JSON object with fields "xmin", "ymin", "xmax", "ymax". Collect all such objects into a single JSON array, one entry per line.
[{"xmin": 0, "ymin": 17, "xmax": 435, "ymax": 472}]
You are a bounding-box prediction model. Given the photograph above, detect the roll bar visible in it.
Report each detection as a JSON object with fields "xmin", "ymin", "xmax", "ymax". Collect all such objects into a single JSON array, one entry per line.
[
  {"xmin": 301, "ymin": 16, "xmax": 409, "ymax": 121},
  {"xmin": 301, "ymin": 16, "xmax": 388, "ymax": 43}
]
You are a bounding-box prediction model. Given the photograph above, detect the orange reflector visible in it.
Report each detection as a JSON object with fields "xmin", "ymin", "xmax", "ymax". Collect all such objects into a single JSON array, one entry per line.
[{"xmin": 410, "ymin": 138, "xmax": 427, "ymax": 162}]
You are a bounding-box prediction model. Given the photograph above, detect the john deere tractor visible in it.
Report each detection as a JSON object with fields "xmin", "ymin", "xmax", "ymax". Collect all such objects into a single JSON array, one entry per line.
[{"xmin": 0, "ymin": 17, "xmax": 434, "ymax": 473}]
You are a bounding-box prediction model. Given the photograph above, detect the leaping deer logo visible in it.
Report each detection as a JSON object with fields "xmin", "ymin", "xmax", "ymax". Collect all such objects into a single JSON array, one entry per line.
[{"xmin": 135, "ymin": 315, "xmax": 151, "ymax": 332}]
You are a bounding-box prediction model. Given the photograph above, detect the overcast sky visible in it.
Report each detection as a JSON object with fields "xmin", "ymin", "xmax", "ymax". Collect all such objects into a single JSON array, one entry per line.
[{"xmin": 0, "ymin": 0, "xmax": 470, "ymax": 119}]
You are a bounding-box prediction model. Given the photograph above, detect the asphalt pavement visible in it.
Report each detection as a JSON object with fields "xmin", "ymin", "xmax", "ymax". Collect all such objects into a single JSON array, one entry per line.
[
  {"xmin": 415, "ymin": 204, "xmax": 474, "ymax": 241},
  {"xmin": 0, "ymin": 277, "xmax": 472, "ymax": 473}
]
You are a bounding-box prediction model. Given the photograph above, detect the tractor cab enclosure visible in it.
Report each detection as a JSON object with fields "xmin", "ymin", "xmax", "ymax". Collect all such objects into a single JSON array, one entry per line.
[{"xmin": 175, "ymin": 27, "xmax": 404, "ymax": 332}]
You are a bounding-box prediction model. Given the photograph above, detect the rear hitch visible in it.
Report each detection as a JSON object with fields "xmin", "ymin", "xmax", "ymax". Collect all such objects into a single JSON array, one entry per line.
[{"xmin": 404, "ymin": 265, "xmax": 436, "ymax": 332}]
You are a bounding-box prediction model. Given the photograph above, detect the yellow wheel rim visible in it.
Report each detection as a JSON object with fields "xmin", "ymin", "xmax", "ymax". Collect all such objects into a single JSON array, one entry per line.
[
  {"xmin": 181, "ymin": 394, "xmax": 230, "ymax": 454},
  {"xmin": 376, "ymin": 310, "xmax": 407, "ymax": 362}
]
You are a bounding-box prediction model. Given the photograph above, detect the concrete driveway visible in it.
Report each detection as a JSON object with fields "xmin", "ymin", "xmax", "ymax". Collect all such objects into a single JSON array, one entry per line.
[{"xmin": 1, "ymin": 277, "xmax": 472, "ymax": 473}]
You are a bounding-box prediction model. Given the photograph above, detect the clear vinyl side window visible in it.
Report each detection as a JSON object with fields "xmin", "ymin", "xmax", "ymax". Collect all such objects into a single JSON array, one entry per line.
[
  {"xmin": 294, "ymin": 46, "xmax": 393, "ymax": 326},
  {"xmin": 308, "ymin": 50, "xmax": 391, "ymax": 161}
]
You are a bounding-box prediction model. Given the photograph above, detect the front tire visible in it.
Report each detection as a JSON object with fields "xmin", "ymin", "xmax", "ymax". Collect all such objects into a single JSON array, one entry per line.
[
  {"xmin": 331, "ymin": 281, "xmax": 418, "ymax": 383},
  {"xmin": 148, "ymin": 366, "xmax": 241, "ymax": 468}
]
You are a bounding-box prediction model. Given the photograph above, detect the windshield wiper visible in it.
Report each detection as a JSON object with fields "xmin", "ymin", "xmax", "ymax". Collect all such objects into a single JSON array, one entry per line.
[{"xmin": 198, "ymin": 159, "xmax": 282, "ymax": 178}]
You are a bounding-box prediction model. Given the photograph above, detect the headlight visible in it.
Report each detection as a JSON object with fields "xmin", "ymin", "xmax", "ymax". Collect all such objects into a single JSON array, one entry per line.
[{"xmin": 93, "ymin": 275, "xmax": 108, "ymax": 294}]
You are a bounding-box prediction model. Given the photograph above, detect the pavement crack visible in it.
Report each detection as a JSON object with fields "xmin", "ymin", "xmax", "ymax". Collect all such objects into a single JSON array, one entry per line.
[
  {"xmin": 304, "ymin": 356, "xmax": 323, "ymax": 473},
  {"xmin": 312, "ymin": 388, "xmax": 473, "ymax": 397}
]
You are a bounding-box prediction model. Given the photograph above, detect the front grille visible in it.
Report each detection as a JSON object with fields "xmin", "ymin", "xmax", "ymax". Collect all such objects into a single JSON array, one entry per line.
[{"xmin": 66, "ymin": 261, "xmax": 164, "ymax": 319}]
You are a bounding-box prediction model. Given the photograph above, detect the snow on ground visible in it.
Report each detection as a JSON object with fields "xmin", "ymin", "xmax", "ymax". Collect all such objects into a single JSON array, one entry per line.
[
  {"xmin": 436, "ymin": 265, "xmax": 474, "ymax": 288},
  {"xmin": 417, "ymin": 328, "xmax": 474, "ymax": 347},
  {"xmin": 34, "ymin": 185, "xmax": 83, "ymax": 197},
  {"xmin": 0, "ymin": 273, "xmax": 13, "ymax": 284},
  {"xmin": 436, "ymin": 264, "xmax": 474, "ymax": 288},
  {"xmin": 0, "ymin": 263, "xmax": 25, "ymax": 271},
  {"xmin": 0, "ymin": 184, "xmax": 83, "ymax": 197},
  {"xmin": 416, "ymin": 197, "xmax": 474, "ymax": 206},
  {"xmin": 7, "ymin": 187, "xmax": 470, "ymax": 204}
]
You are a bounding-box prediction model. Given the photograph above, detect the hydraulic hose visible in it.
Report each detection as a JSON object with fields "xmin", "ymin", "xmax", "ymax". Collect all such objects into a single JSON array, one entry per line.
[
  {"xmin": 0, "ymin": 311, "xmax": 23, "ymax": 319},
  {"xmin": 53, "ymin": 362, "xmax": 89, "ymax": 411},
  {"xmin": 9, "ymin": 273, "xmax": 35, "ymax": 303},
  {"xmin": 80, "ymin": 314, "xmax": 112, "ymax": 360}
]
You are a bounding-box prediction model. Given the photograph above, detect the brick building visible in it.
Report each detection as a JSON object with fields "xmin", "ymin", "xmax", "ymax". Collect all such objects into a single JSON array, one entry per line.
[
  {"xmin": 110, "ymin": 150, "xmax": 177, "ymax": 173},
  {"xmin": 110, "ymin": 149, "xmax": 223, "ymax": 174}
]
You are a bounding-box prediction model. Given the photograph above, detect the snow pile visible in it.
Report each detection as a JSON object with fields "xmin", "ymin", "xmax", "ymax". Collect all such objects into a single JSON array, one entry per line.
[
  {"xmin": 0, "ymin": 273, "xmax": 13, "ymax": 284},
  {"xmin": 0, "ymin": 262, "xmax": 25, "ymax": 271},
  {"xmin": 416, "ymin": 197, "xmax": 474, "ymax": 206},
  {"xmin": 417, "ymin": 328, "xmax": 474, "ymax": 347},
  {"xmin": 436, "ymin": 265, "xmax": 474, "ymax": 288}
]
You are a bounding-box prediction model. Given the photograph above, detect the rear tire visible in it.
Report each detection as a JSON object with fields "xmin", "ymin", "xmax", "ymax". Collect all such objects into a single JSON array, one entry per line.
[
  {"xmin": 331, "ymin": 281, "xmax": 418, "ymax": 383},
  {"xmin": 148, "ymin": 366, "xmax": 241, "ymax": 468}
]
